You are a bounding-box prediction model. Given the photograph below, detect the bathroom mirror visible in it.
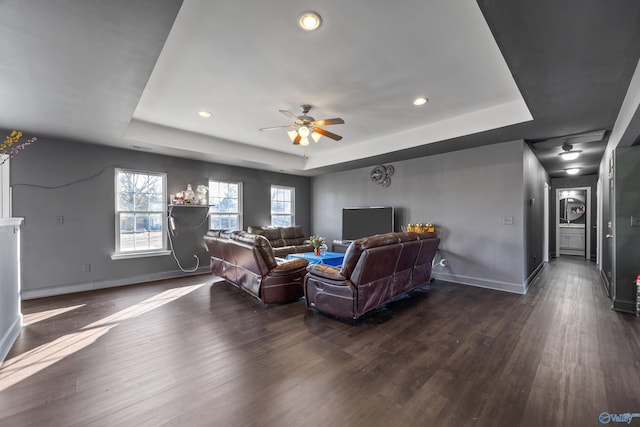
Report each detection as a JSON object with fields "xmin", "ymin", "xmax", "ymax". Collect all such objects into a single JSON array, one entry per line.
[{"xmin": 559, "ymin": 191, "xmax": 586, "ymax": 222}]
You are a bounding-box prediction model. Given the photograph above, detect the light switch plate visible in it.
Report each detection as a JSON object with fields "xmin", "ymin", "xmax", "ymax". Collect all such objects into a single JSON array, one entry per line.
[
  {"xmin": 631, "ymin": 216, "xmax": 640, "ymax": 227},
  {"xmin": 503, "ymin": 216, "xmax": 514, "ymax": 225}
]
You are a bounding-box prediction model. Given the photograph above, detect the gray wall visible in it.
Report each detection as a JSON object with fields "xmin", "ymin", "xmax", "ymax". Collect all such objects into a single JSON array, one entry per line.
[
  {"xmin": 312, "ymin": 140, "xmax": 532, "ymax": 293},
  {"xmin": 11, "ymin": 138, "xmax": 310, "ymax": 298},
  {"xmin": 613, "ymin": 145, "xmax": 640, "ymax": 312},
  {"xmin": 550, "ymin": 175, "xmax": 598, "ymax": 260}
]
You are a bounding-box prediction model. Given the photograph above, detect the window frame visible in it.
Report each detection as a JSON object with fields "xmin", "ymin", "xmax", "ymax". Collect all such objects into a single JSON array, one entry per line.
[
  {"xmin": 112, "ymin": 168, "xmax": 170, "ymax": 260},
  {"xmin": 209, "ymin": 180, "xmax": 243, "ymax": 231},
  {"xmin": 270, "ymin": 185, "xmax": 295, "ymax": 227}
]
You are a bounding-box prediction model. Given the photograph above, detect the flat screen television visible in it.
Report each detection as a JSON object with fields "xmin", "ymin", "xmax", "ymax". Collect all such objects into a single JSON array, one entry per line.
[{"xmin": 342, "ymin": 206, "xmax": 394, "ymax": 241}]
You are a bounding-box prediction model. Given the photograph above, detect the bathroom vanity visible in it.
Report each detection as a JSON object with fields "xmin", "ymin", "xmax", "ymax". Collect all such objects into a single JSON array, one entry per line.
[{"xmin": 559, "ymin": 223, "xmax": 585, "ymax": 256}]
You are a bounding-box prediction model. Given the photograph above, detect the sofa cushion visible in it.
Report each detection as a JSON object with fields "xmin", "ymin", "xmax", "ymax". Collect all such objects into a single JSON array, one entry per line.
[
  {"xmin": 272, "ymin": 246, "xmax": 296, "ymax": 258},
  {"xmin": 247, "ymin": 226, "xmax": 285, "ymax": 247},
  {"xmin": 306, "ymin": 264, "xmax": 348, "ymax": 282},
  {"xmin": 228, "ymin": 231, "xmax": 277, "ymax": 269},
  {"xmin": 280, "ymin": 225, "xmax": 304, "ymax": 239},
  {"xmin": 340, "ymin": 232, "xmax": 401, "ymax": 278},
  {"xmin": 282, "ymin": 237, "xmax": 307, "ymax": 246},
  {"xmin": 271, "ymin": 257, "xmax": 308, "ymax": 273}
]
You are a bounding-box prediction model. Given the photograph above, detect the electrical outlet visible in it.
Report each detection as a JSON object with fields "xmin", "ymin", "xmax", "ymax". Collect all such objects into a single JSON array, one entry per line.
[
  {"xmin": 81, "ymin": 263, "xmax": 91, "ymax": 272},
  {"xmin": 502, "ymin": 216, "xmax": 514, "ymax": 225},
  {"xmin": 56, "ymin": 215, "xmax": 64, "ymax": 225}
]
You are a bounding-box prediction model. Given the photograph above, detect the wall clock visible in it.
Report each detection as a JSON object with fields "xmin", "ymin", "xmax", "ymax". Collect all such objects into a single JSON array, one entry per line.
[{"xmin": 370, "ymin": 164, "xmax": 394, "ymax": 187}]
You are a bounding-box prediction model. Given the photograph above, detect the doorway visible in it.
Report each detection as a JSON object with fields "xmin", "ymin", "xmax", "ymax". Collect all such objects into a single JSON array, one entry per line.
[{"xmin": 555, "ymin": 187, "xmax": 591, "ymax": 259}]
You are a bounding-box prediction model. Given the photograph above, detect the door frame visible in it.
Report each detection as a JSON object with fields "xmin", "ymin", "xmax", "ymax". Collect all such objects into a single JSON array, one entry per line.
[
  {"xmin": 555, "ymin": 186, "xmax": 591, "ymax": 259},
  {"xmin": 543, "ymin": 182, "xmax": 549, "ymax": 263}
]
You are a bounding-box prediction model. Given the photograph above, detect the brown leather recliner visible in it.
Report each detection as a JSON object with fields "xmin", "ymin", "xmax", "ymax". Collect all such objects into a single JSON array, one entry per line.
[
  {"xmin": 304, "ymin": 232, "xmax": 440, "ymax": 318},
  {"xmin": 247, "ymin": 225, "xmax": 313, "ymax": 258},
  {"xmin": 204, "ymin": 230, "xmax": 308, "ymax": 304}
]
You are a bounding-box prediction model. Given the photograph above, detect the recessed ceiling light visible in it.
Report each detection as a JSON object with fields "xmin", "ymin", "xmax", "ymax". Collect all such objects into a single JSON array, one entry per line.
[
  {"xmin": 413, "ymin": 97, "xmax": 428, "ymax": 106},
  {"xmin": 198, "ymin": 111, "xmax": 212, "ymax": 118},
  {"xmin": 299, "ymin": 12, "xmax": 321, "ymax": 31},
  {"xmin": 566, "ymin": 168, "xmax": 580, "ymax": 175}
]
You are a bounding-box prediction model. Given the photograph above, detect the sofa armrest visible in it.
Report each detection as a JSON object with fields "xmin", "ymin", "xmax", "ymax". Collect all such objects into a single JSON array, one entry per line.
[
  {"xmin": 270, "ymin": 258, "xmax": 309, "ymax": 275},
  {"xmin": 306, "ymin": 264, "xmax": 348, "ymax": 282}
]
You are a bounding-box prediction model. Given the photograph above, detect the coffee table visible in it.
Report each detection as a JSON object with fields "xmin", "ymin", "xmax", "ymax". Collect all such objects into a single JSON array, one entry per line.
[{"xmin": 285, "ymin": 251, "xmax": 345, "ymax": 266}]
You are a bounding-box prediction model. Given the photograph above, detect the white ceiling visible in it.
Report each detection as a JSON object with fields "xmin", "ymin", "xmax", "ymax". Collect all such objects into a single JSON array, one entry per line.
[
  {"xmin": 3, "ymin": 1, "xmax": 639, "ymax": 177},
  {"xmin": 128, "ymin": 0, "xmax": 531, "ymax": 173}
]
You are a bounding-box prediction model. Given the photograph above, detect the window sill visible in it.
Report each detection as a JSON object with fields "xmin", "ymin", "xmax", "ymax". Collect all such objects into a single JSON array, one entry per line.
[{"xmin": 111, "ymin": 250, "xmax": 172, "ymax": 260}]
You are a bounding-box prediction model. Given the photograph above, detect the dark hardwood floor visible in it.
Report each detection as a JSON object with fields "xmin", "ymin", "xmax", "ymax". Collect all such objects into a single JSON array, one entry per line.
[{"xmin": 1, "ymin": 257, "xmax": 639, "ymax": 427}]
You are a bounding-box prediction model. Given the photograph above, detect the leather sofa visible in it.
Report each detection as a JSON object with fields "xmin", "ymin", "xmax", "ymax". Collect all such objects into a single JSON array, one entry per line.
[
  {"xmin": 204, "ymin": 230, "xmax": 309, "ymax": 304},
  {"xmin": 247, "ymin": 225, "xmax": 313, "ymax": 258},
  {"xmin": 304, "ymin": 232, "xmax": 440, "ymax": 319}
]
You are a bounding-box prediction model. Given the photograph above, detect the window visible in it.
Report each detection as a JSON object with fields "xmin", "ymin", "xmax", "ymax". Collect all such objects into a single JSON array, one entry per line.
[
  {"xmin": 114, "ymin": 169, "xmax": 167, "ymax": 257},
  {"xmin": 209, "ymin": 180, "xmax": 242, "ymax": 230},
  {"xmin": 271, "ymin": 185, "xmax": 294, "ymax": 226}
]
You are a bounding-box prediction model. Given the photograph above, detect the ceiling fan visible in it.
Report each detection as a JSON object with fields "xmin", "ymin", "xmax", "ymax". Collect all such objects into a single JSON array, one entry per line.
[{"xmin": 259, "ymin": 105, "xmax": 344, "ymax": 146}]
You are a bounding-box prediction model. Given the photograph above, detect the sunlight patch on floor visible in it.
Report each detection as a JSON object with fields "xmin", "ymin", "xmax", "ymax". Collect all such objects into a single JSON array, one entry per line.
[
  {"xmin": 22, "ymin": 305, "xmax": 86, "ymax": 326},
  {"xmin": 0, "ymin": 283, "xmax": 205, "ymax": 391}
]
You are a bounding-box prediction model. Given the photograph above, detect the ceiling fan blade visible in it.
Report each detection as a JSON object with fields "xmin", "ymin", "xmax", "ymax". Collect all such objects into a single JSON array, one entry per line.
[
  {"xmin": 279, "ymin": 110, "xmax": 304, "ymax": 125},
  {"xmin": 293, "ymin": 134, "xmax": 301, "ymax": 145},
  {"xmin": 313, "ymin": 127, "xmax": 342, "ymax": 141},
  {"xmin": 312, "ymin": 118, "xmax": 344, "ymax": 127},
  {"xmin": 259, "ymin": 124, "xmax": 297, "ymax": 131}
]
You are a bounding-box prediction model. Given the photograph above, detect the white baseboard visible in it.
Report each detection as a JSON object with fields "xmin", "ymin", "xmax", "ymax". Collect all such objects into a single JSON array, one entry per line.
[
  {"xmin": 21, "ymin": 267, "xmax": 211, "ymax": 300},
  {"xmin": 523, "ymin": 262, "xmax": 545, "ymax": 294},
  {"xmin": 431, "ymin": 272, "xmax": 526, "ymax": 294},
  {"xmin": 0, "ymin": 315, "xmax": 23, "ymax": 367}
]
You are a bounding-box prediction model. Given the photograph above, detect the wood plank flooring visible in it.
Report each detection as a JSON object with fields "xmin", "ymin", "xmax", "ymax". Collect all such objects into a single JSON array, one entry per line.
[{"xmin": 1, "ymin": 257, "xmax": 639, "ymax": 427}]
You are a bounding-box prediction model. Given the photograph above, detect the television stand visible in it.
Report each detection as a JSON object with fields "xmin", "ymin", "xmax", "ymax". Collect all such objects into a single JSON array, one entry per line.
[{"xmin": 332, "ymin": 240, "xmax": 352, "ymax": 253}]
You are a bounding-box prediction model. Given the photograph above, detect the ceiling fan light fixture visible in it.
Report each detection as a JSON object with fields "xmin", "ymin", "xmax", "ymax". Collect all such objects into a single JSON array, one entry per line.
[
  {"xmin": 259, "ymin": 105, "xmax": 344, "ymax": 146},
  {"xmin": 566, "ymin": 168, "xmax": 581, "ymax": 175},
  {"xmin": 298, "ymin": 126, "xmax": 310, "ymax": 137},
  {"xmin": 299, "ymin": 12, "xmax": 321, "ymax": 31},
  {"xmin": 287, "ymin": 130, "xmax": 298, "ymax": 142}
]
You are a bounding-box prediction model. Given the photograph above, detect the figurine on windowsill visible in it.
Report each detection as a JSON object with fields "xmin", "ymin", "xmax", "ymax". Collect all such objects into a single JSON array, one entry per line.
[{"xmin": 196, "ymin": 185, "xmax": 208, "ymax": 205}]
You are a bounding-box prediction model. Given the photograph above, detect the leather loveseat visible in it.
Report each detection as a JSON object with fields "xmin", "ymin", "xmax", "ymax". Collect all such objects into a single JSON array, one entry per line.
[
  {"xmin": 304, "ymin": 231, "xmax": 440, "ymax": 319},
  {"xmin": 204, "ymin": 230, "xmax": 309, "ymax": 304},
  {"xmin": 247, "ymin": 225, "xmax": 313, "ymax": 258}
]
